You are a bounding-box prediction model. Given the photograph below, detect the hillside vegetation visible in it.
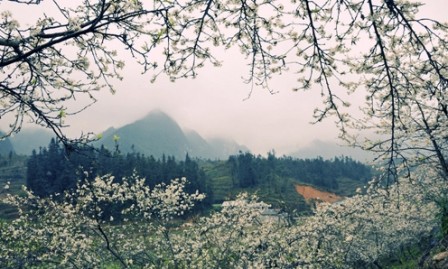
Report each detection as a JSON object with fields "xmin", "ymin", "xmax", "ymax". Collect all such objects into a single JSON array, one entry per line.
[{"xmin": 3, "ymin": 139, "xmax": 374, "ymax": 220}]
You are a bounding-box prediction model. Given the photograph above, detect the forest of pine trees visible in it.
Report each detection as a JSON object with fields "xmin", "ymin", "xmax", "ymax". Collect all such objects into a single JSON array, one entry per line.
[
  {"xmin": 26, "ymin": 139, "xmax": 212, "ymax": 210},
  {"xmin": 227, "ymin": 151, "xmax": 371, "ymax": 192}
]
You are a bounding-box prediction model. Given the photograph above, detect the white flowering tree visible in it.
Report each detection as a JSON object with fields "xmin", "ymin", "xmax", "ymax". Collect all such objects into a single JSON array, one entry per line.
[
  {"xmin": 0, "ymin": 0, "xmax": 447, "ymax": 176},
  {"xmin": 0, "ymin": 174, "xmax": 205, "ymax": 268},
  {"xmin": 173, "ymin": 169, "xmax": 445, "ymax": 268},
  {"xmin": 1, "ymin": 169, "xmax": 444, "ymax": 268}
]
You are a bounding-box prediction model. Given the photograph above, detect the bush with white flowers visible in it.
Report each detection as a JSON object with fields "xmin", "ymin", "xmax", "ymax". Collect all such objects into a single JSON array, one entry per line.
[{"xmin": 0, "ymin": 167, "xmax": 445, "ymax": 268}]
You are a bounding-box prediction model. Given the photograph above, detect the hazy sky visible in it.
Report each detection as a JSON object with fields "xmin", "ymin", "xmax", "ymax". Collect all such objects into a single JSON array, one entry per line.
[
  {"xmin": 1, "ymin": 1, "xmax": 445, "ymax": 156},
  {"xmin": 69, "ymin": 52, "xmax": 344, "ymax": 155}
]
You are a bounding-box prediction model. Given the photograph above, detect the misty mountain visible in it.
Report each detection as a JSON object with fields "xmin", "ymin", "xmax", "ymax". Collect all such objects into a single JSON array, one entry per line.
[
  {"xmin": 8, "ymin": 128, "xmax": 54, "ymax": 155},
  {"xmin": 95, "ymin": 110, "xmax": 247, "ymax": 159},
  {"xmin": 184, "ymin": 130, "xmax": 214, "ymax": 157},
  {"xmin": 289, "ymin": 139, "xmax": 374, "ymax": 162},
  {"xmin": 0, "ymin": 131, "xmax": 14, "ymax": 156},
  {"xmin": 208, "ymin": 138, "xmax": 250, "ymax": 159}
]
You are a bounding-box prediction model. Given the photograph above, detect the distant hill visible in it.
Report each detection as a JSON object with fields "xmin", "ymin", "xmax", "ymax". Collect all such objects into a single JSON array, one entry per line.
[
  {"xmin": 95, "ymin": 110, "xmax": 247, "ymax": 159},
  {"xmin": 9, "ymin": 128, "xmax": 54, "ymax": 155},
  {"xmin": 208, "ymin": 138, "xmax": 250, "ymax": 159},
  {"xmin": 0, "ymin": 131, "xmax": 14, "ymax": 156},
  {"xmin": 289, "ymin": 139, "xmax": 374, "ymax": 162},
  {"xmin": 185, "ymin": 130, "xmax": 215, "ymax": 157}
]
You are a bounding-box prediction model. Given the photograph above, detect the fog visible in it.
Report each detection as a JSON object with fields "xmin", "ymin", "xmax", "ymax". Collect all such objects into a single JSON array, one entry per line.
[{"xmin": 0, "ymin": 0, "xmax": 444, "ymax": 157}]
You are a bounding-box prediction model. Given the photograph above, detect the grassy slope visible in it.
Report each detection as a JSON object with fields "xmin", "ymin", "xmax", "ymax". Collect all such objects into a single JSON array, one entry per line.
[
  {"xmin": 200, "ymin": 160, "xmax": 234, "ymax": 202},
  {"xmin": 200, "ymin": 160, "xmax": 311, "ymax": 213}
]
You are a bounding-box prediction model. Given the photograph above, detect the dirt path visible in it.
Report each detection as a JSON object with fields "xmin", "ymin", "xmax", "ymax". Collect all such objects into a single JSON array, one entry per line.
[{"xmin": 295, "ymin": 184, "xmax": 343, "ymax": 203}]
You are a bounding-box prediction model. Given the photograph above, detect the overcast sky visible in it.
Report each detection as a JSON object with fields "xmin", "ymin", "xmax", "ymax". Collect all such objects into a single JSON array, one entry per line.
[{"xmin": 1, "ymin": 1, "xmax": 445, "ymax": 156}]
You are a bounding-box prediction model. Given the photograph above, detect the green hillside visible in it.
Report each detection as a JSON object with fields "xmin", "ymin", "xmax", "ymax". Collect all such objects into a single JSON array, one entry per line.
[
  {"xmin": 200, "ymin": 160, "xmax": 234, "ymax": 202},
  {"xmin": 200, "ymin": 152, "xmax": 373, "ymax": 214}
]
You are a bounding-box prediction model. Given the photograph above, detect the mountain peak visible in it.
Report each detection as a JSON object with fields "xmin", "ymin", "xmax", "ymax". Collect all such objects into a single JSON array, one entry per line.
[
  {"xmin": 143, "ymin": 109, "xmax": 172, "ymax": 119},
  {"xmin": 96, "ymin": 110, "xmax": 248, "ymax": 159},
  {"xmin": 135, "ymin": 110, "xmax": 178, "ymax": 127}
]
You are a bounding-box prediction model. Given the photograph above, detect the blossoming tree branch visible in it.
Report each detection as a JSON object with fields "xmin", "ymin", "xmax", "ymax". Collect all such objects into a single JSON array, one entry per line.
[
  {"xmin": 0, "ymin": 0, "xmax": 447, "ymax": 267},
  {"xmin": 1, "ymin": 0, "xmax": 447, "ymax": 182}
]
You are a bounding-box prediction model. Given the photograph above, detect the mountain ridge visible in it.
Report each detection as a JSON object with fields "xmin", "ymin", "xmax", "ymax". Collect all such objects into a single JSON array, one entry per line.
[{"xmin": 1, "ymin": 128, "xmax": 54, "ymax": 155}]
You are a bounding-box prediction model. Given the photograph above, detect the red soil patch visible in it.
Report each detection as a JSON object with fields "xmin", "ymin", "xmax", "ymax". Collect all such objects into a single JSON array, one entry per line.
[{"xmin": 295, "ymin": 184, "xmax": 343, "ymax": 203}]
